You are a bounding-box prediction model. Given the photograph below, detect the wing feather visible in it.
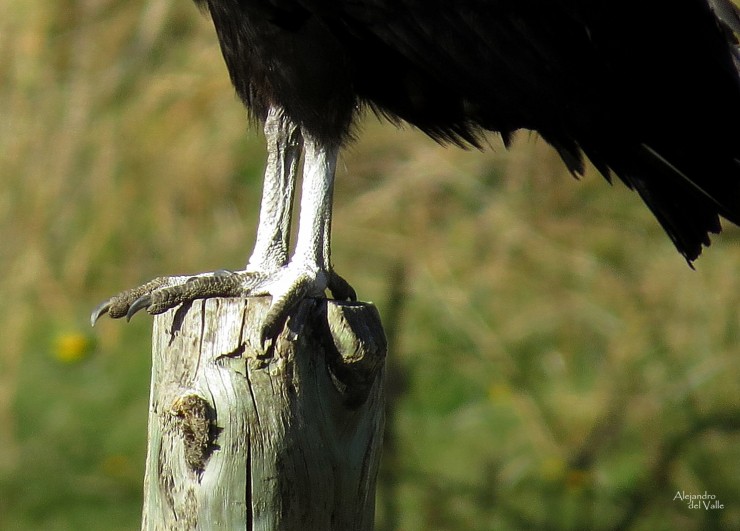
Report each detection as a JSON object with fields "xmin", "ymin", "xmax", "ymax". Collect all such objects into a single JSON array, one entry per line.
[{"xmin": 257, "ymin": 0, "xmax": 740, "ymax": 259}]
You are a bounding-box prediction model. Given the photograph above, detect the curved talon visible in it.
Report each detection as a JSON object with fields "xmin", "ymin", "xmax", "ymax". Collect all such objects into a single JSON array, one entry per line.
[
  {"xmin": 329, "ymin": 271, "xmax": 357, "ymax": 302},
  {"xmin": 90, "ymin": 300, "xmax": 111, "ymax": 327},
  {"xmin": 91, "ymin": 267, "xmax": 356, "ymax": 343},
  {"xmin": 126, "ymin": 295, "xmax": 152, "ymax": 321},
  {"xmin": 259, "ymin": 274, "xmax": 313, "ymax": 346}
]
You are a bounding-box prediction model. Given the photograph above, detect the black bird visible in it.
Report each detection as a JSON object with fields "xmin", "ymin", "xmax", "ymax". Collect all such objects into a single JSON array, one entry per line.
[{"xmin": 92, "ymin": 0, "xmax": 740, "ymax": 338}]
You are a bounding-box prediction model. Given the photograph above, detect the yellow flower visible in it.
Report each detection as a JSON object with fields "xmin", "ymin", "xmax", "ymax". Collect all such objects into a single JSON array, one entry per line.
[{"xmin": 54, "ymin": 332, "xmax": 92, "ymax": 363}]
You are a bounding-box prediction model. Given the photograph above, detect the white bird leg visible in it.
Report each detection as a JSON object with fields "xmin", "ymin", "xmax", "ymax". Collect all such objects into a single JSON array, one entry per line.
[
  {"xmin": 257, "ymin": 131, "xmax": 355, "ymax": 337},
  {"xmin": 247, "ymin": 106, "xmax": 301, "ymax": 272},
  {"xmin": 92, "ymin": 106, "xmax": 355, "ymax": 341},
  {"xmin": 291, "ymin": 132, "xmax": 338, "ymax": 289}
]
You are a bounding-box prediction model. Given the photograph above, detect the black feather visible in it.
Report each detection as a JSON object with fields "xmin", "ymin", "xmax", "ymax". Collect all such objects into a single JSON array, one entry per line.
[{"xmin": 199, "ymin": 0, "xmax": 740, "ymax": 261}]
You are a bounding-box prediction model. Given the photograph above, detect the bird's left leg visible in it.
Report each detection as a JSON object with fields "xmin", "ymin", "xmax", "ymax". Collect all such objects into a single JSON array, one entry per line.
[
  {"xmin": 245, "ymin": 108, "xmax": 354, "ymax": 304},
  {"xmin": 254, "ymin": 131, "xmax": 356, "ymax": 337}
]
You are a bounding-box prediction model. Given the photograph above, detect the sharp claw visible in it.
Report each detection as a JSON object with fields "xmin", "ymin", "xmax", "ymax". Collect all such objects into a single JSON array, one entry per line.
[
  {"xmin": 329, "ymin": 272, "xmax": 357, "ymax": 301},
  {"xmin": 90, "ymin": 300, "xmax": 111, "ymax": 327},
  {"xmin": 258, "ymin": 276, "xmax": 313, "ymax": 347},
  {"xmin": 126, "ymin": 295, "xmax": 152, "ymax": 321},
  {"xmin": 92, "ymin": 268, "xmax": 351, "ymax": 334},
  {"xmin": 260, "ymin": 319, "xmax": 282, "ymax": 349}
]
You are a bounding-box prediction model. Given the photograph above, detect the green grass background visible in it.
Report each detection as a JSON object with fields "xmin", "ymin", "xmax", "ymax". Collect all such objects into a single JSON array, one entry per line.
[{"xmin": 1, "ymin": 1, "xmax": 739, "ymax": 529}]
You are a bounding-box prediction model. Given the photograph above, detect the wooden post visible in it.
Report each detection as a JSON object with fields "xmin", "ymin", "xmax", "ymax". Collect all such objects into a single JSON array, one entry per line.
[{"xmin": 141, "ymin": 297, "xmax": 386, "ymax": 531}]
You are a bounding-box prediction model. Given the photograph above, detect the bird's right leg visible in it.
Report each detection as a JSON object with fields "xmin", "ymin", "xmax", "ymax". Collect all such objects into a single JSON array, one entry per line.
[
  {"xmin": 91, "ymin": 107, "xmax": 301, "ymax": 325},
  {"xmin": 246, "ymin": 106, "xmax": 302, "ymax": 272},
  {"xmin": 91, "ymin": 107, "xmax": 353, "ymax": 340}
]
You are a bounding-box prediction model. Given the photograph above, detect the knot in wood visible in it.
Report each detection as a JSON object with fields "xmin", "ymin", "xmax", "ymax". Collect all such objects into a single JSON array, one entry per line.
[{"xmin": 169, "ymin": 392, "xmax": 218, "ymax": 474}]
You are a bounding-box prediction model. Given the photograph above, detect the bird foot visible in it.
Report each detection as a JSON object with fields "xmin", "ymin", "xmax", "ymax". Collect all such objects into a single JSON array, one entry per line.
[{"xmin": 91, "ymin": 265, "xmax": 356, "ymax": 343}]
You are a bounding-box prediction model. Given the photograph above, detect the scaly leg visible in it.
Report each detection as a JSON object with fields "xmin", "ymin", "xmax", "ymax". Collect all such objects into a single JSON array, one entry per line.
[
  {"xmin": 255, "ymin": 130, "xmax": 356, "ymax": 335},
  {"xmin": 91, "ymin": 106, "xmax": 355, "ymax": 341},
  {"xmin": 247, "ymin": 106, "xmax": 301, "ymax": 272}
]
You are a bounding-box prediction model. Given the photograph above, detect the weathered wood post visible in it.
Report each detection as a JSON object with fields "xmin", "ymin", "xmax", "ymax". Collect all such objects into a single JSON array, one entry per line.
[{"xmin": 141, "ymin": 296, "xmax": 386, "ymax": 530}]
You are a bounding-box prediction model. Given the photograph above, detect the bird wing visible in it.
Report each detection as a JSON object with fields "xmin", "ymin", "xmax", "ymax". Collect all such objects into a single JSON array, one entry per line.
[
  {"xmin": 308, "ymin": 1, "xmax": 598, "ymax": 132},
  {"xmin": 264, "ymin": 0, "xmax": 740, "ymax": 260}
]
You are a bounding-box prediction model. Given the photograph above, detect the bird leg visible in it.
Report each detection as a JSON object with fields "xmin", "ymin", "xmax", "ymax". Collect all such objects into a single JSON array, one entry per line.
[
  {"xmin": 257, "ymin": 129, "xmax": 356, "ymax": 332},
  {"xmin": 247, "ymin": 106, "xmax": 301, "ymax": 272},
  {"xmin": 91, "ymin": 106, "xmax": 355, "ymax": 342}
]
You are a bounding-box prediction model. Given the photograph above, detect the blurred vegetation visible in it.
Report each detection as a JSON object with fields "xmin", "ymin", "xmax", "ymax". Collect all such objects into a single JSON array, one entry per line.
[{"xmin": 1, "ymin": 1, "xmax": 739, "ymax": 530}]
